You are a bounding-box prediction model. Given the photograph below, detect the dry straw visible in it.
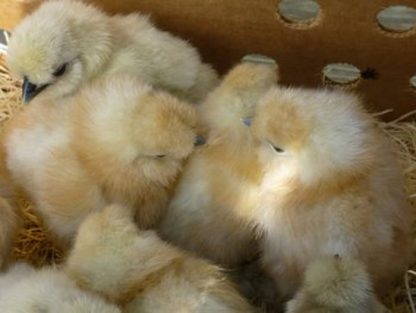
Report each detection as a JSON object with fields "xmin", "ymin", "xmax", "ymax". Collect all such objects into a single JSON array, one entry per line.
[{"xmin": 0, "ymin": 55, "xmax": 415, "ymax": 312}]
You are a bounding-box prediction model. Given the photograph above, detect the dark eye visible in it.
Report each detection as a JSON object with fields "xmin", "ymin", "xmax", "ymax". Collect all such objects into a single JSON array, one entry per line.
[
  {"xmin": 53, "ymin": 63, "xmax": 67, "ymax": 77},
  {"xmin": 156, "ymin": 155, "xmax": 166, "ymax": 159},
  {"xmin": 269, "ymin": 143, "xmax": 284, "ymax": 153},
  {"xmin": 273, "ymin": 146, "xmax": 284, "ymax": 153}
]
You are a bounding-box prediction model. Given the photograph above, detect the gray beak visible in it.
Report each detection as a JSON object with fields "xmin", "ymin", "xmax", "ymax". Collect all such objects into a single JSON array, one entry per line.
[
  {"xmin": 242, "ymin": 117, "xmax": 253, "ymax": 127},
  {"xmin": 22, "ymin": 77, "xmax": 48, "ymax": 104},
  {"xmin": 194, "ymin": 135, "xmax": 206, "ymax": 146}
]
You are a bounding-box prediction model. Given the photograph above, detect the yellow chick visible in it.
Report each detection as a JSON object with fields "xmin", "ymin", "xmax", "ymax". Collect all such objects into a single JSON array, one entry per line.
[
  {"xmin": 0, "ymin": 262, "xmax": 121, "ymax": 313},
  {"xmin": 286, "ymin": 256, "xmax": 389, "ymax": 313},
  {"xmin": 7, "ymin": 0, "xmax": 218, "ymax": 104},
  {"xmin": 247, "ymin": 87, "xmax": 412, "ymax": 298},
  {"xmin": 3, "ymin": 74, "xmax": 199, "ymax": 248},
  {"xmin": 65, "ymin": 204, "xmax": 255, "ymax": 313},
  {"xmin": 159, "ymin": 61, "xmax": 278, "ymax": 266}
]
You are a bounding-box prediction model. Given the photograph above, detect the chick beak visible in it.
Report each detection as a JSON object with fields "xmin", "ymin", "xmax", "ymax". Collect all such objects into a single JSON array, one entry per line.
[
  {"xmin": 194, "ymin": 135, "xmax": 206, "ymax": 146},
  {"xmin": 22, "ymin": 77, "xmax": 48, "ymax": 104}
]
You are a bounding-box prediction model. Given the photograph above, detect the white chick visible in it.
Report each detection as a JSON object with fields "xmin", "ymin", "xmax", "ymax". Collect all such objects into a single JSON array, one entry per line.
[
  {"xmin": 159, "ymin": 61, "xmax": 278, "ymax": 266},
  {"xmin": 3, "ymin": 74, "xmax": 200, "ymax": 248},
  {"xmin": 65, "ymin": 204, "xmax": 255, "ymax": 313},
  {"xmin": 7, "ymin": 0, "xmax": 218, "ymax": 104},
  {"xmin": 286, "ymin": 256, "xmax": 389, "ymax": 313},
  {"xmin": 0, "ymin": 262, "xmax": 121, "ymax": 313},
  {"xmin": 246, "ymin": 87, "xmax": 413, "ymax": 298}
]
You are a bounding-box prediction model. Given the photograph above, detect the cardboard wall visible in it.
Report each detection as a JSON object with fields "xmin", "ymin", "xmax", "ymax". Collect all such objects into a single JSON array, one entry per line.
[{"xmin": 1, "ymin": 0, "xmax": 416, "ymax": 119}]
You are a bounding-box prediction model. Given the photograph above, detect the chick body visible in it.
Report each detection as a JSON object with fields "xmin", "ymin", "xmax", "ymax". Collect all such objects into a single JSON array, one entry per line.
[
  {"xmin": 0, "ymin": 262, "xmax": 121, "ymax": 313},
  {"xmin": 286, "ymin": 256, "xmax": 389, "ymax": 313},
  {"xmin": 248, "ymin": 87, "xmax": 412, "ymax": 298},
  {"xmin": 3, "ymin": 75, "xmax": 198, "ymax": 246},
  {"xmin": 159, "ymin": 62, "xmax": 278, "ymax": 266},
  {"xmin": 66, "ymin": 204, "xmax": 255, "ymax": 313},
  {"xmin": 7, "ymin": 0, "xmax": 218, "ymax": 103}
]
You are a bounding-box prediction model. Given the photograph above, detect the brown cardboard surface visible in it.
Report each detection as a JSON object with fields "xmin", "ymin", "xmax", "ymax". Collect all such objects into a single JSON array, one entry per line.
[{"xmin": 1, "ymin": 0, "xmax": 416, "ymax": 119}]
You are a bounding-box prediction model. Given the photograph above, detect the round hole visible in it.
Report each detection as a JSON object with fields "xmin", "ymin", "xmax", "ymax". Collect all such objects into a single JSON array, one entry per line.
[
  {"xmin": 242, "ymin": 54, "xmax": 278, "ymax": 67},
  {"xmin": 410, "ymin": 75, "xmax": 416, "ymax": 90},
  {"xmin": 322, "ymin": 63, "xmax": 361, "ymax": 85},
  {"xmin": 277, "ymin": 0, "xmax": 320, "ymax": 25},
  {"xmin": 377, "ymin": 5, "xmax": 416, "ymax": 33}
]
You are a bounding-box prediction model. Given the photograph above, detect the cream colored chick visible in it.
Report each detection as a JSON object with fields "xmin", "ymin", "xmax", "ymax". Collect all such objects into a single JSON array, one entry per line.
[
  {"xmin": 65, "ymin": 204, "xmax": 255, "ymax": 313},
  {"xmin": 159, "ymin": 62, "xmax": 278, "ymax": 266},
  {"xmin": 247, "ymin": 87, "xmax": 412, "ymax": 298},
  {"xmin": 7, "ymin": 0, "xmax": 218, "ymax": 104},
  {"xmin": 286, "ymin": 256, "xmax": 389, "ymax": 313},
  {"xmin": 3, "ymin": 74, "xmax": 199, "ymax": 248},
  {"xmin": 0, "ymin": 262, "xmax": 121, "ymax": 313}
]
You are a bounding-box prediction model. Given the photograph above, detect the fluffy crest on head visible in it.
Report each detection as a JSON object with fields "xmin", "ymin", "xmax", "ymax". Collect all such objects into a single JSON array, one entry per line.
[
  {"xmin": 7, "ymin": 0, "xmax": 112, "ymax": 99},
  {"xmin": 250, "ymin": 87, "xmax": 379, "ymax": 187}
]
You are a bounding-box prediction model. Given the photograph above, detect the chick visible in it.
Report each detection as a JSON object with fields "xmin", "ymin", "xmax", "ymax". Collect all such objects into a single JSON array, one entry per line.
[
  {"xmin": 286, "ymin": 256, "xmax": 389, "ymax": 313},
  {"xmin": 0, "ymin": 262, "xmax": 121, "ymax": 313},
  {"xmin": 246, "ymin": 87, "xmax": 412, "ymax": 298},
  {"xmin": 65, "ymin": 204, "xmax": 255, "ymax": 313},
  {"xmin": 3, "ymin": 74, "xmax": 199, "ymax": 247},
  {"xmin": 7, "ymin": 0, "xmax": 218, "ymax": 104},
  {"xmin": 159, "ymin": 62, "xmax": 278, "ymax": 267}
]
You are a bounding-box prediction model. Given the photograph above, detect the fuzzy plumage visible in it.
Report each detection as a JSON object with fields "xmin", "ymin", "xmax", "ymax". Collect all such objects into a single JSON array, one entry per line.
[
  {"xmin": 7, "ymin": 0, "xmax": 218, "ymax": 103},
  {"xmin": 286, "ymin": 256, "xmax": 389, "ymax": 313},
  {"xmin": 0, "ymin": 262, "xmax": 121, "ymax": 313},
  {"xmin": 3, "ymin": 74, "xmax": 199, "ymax": 248},
  {"xmin": 248, "ymin": 87, "xmax": 412, "ymax": 298},
  {"xmin": 159, "ymin": 62, "xmax": 278, "ymax": 266},
  {"xmin": 66, "ymin": 204, "xmax": 255, "ymax": 313}
]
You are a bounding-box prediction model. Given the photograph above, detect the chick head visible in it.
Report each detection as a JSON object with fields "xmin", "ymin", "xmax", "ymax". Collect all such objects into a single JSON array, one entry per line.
[
  {"xmin": 248, "ymin": 87, "xmax": 378, "ymax": 188},
  {"xmin": 7, "ymin": 0, "xmax": 112, "ymax": 103},
  {"xmin": 199, "ymin": 62, "xmax": 278, "ymax": 141},
  {"xmin": 78, "ymin": 75, "xmax": 201, "ymax": 187}
]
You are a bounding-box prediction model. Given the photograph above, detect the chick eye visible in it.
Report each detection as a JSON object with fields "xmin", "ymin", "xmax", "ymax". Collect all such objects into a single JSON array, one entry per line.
[
  {"xmin": 269, "ymin": 143, "xmax": 284, "ymax": 153},
  {"xmin": 53, "ymin": 63, "xmax": 67, "ymax": 77}
]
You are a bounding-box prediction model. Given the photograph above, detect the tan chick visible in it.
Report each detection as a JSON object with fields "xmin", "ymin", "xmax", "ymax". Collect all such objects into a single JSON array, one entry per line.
[
  {"xmin": 65, "ymin": 204, "xmax": 256, "ymax": 313},
  {"xmin": 246, "ymin": 87, "xmax": 412, "ymax": 298},
  {"xmin": 286, "ymin": 256, "xmax": 389, "ymax": 313},
  {"xmin": 3, "ymin": 74, "xmax": 200, "ymax": 248},
  {"xmin": 159, "ymin": 61, "xmax": 278, "ymax": 266},
  {"xmin": 0, "ymin": 262, "xmax": 121, "ymax": 313},
  {"xmin": 7, "ymin": 0, "xmax": 218, "ymax": 104}
]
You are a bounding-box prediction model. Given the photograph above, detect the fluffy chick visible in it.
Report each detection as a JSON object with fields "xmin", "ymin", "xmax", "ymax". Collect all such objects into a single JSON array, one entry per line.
[
  {"xmin": 286, "ymin": 256, "xmax": 389, "ymax": 313},
  {"xmin": 0, "ymin": 262, "xmax": 121, "ymax": 313},
  {"xmin": 7, "ymin": 0, "xmax": 218, "ymax": 104},
  {"xmin": 65, "ymin": 204, "xmax": 255, "ymax": 313},
  {"xmin": 3, "ymin": 74, "xmax": 199, "ymax": 247},
  {"xmin": 247, "ymin": 87, "xmax": 413, "ymax": 298},
  {"xmin": 159, "ymin": 62, "xmax": 278, "ymax": 267}
]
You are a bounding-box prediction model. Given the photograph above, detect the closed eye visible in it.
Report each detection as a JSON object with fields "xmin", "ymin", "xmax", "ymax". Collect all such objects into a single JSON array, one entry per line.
[
  {"xmin": 53, "ymin": 63, "xmax": 67, "ymax": 77},
  {"xmin": 269, "ymin": 143, "xmax": 284, "ymax": 154},
  {"xmin": 155, "ymin": 155, "xmax": 166, "ymax": 159}
]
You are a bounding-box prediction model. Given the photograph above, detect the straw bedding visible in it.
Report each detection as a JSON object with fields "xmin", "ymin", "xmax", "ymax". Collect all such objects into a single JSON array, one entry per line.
[{"xmin": 0, "ymin": 55, "xmax": 415, "ymax": 312}]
